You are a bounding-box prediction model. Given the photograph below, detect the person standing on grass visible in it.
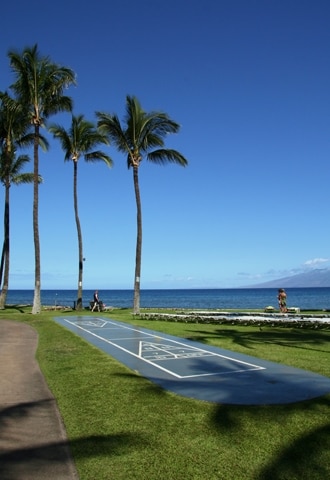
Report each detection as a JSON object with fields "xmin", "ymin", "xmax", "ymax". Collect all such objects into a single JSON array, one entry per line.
[
  {"xmin": 278, "ymin": 288, "xmax": 287, "ymax": 312},
  {"xmin": 92, "ymin": 290, "xmax": 100, "ymax": 311}
]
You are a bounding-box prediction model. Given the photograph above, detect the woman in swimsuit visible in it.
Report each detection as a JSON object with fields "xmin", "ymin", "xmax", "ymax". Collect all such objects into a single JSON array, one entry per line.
[{"xmin": 277, "ymin": 288, "xmax": 287, "ymax": 312}]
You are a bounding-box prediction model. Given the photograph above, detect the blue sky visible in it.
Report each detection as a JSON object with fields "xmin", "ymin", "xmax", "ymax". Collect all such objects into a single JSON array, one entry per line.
[{"xmin": 1, "ymin": 0, "xmax": 330, "ymax": 290}]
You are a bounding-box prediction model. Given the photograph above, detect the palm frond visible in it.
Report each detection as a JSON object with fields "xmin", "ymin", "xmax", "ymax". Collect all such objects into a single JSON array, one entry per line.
[
  {"xmin": 50, "ymin": 114, "xmax": 113, "ymax": 166},
  {"xmin": 0, "ymin": 91, "xmax": 32, "ymax": 147},
  {"xmin": 0, "ymin": 151, "xmax": 38, "ymax": 186},
  {"xmin": 84, "ymin": 151, "xmax": 113, "ymax": 166},
  {"xmin": 147, "ymin": 149, "xmax": 188, "ymax": 166},
  {"xmin": 48, "ymin": 123, "xmax": 72, "ymax": 160},
  {"xmin": 96, "ymin": 111, "xmax": 129, "ymax": 153},
  {"xmin": 8, "ymin": 45, "xmax": 76, "ymax": 122},
  {"xmin": 11, "ymin": 173, "xmax": 43, "ymax": 185}
]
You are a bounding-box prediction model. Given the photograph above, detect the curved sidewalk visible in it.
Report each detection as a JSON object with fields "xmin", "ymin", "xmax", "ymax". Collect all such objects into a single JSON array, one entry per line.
[{"xmin": 0, "ymin": 320, "xmax": 78, "ymax": 480}]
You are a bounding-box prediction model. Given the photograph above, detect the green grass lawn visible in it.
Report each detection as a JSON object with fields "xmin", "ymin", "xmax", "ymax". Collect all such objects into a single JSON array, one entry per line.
[{"xmin": 1, "ymin": 307, "xmax": 329, "ymax": 480}]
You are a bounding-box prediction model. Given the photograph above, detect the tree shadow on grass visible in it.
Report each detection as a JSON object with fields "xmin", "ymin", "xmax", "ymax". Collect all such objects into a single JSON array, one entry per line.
[
  {"xmin": 0, "ymin": 399, "xmax": 150, "ymax": 480},
  {"xmin": 0, "ymin": 401, "xmax": 149, "ymax": 480},
  {"xmin": 255, "ymin": 422, "xmax": 330, "ymax": 480},
  {"xmin": 210, "ymin": 396, "xmax": 330, "ymax": 480},
  {"xmin": 1, "ymin": 304, "xmax": 28, "ymax": 313},
  {"xmin": 0, "ymin": 433, "xmax": 149, "ymax": 480},
  {"xmin": 185, "ymin": 327, "xmax": 330, "ymax": 353},
  {"xmin": 211, "ymin": 395, "xmax": 330, "ymax": 430}
]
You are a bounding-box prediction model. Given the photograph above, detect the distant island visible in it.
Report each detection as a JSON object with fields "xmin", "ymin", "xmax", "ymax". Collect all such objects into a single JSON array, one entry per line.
[{"xmin": 247, "ymin": 268, "xmax": 330, "ymax": 288}]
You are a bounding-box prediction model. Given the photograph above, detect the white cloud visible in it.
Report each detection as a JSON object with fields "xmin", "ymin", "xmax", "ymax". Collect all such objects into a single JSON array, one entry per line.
[{"xmin": 303, "ymin": 258, "xmax": 330, "ymax": 268}]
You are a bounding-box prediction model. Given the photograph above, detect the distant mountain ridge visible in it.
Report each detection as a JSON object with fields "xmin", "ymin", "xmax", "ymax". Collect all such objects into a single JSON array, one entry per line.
[{"xmin": 248, "ymin": 268, "xmax": 330, "ymax": 288}]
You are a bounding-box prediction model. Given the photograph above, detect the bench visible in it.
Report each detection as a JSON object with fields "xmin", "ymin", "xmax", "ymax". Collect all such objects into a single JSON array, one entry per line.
[
  {"xmin": 264, "ymin": 306, "xmax": 275, "ymax": 313},
  {"xmin": 287, "ymin": 307, "xmax": 300, "ymax": 314}
]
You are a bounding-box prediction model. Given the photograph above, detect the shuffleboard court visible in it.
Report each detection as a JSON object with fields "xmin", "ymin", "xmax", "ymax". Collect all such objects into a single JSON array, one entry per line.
[{"xmin": 54, "ymin": 316, "xmax": 330, "ymax": 405}]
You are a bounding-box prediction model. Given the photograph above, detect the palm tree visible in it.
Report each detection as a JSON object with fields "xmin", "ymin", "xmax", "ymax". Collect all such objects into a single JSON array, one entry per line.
[
  {"xmin": 96, "ymin": 96, "xmax": 188, "ymax": 314},
  {"xmin": 8, "ymin": 44, "xmax": 76, "ymax": 313},
  {"xmin": 0, "ymin": 92, "xmax": 40, "ymax": 308},
  {"xmin": 0, "ymin": 150, "xmax": 39, "ymax": 308},
  {"xmin": 49, "ymin": 115, "xmax": 113, "ymax": 310}
]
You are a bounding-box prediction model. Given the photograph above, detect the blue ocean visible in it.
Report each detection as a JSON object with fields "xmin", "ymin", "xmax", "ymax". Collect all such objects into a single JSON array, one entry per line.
[{"xmin": 5, "ymin": 287, "xmax": 330, "ymax": 311}]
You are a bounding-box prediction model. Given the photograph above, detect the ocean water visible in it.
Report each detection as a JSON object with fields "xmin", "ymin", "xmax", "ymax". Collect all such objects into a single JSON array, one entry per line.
[{"xmin": 4, "ymin": 287, "xmax": 330, "ymax": 311}]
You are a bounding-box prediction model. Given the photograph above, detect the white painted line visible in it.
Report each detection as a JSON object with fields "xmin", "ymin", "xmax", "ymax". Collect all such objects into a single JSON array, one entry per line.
[
  {"xmin": 64, "ymin": 318, "xmax": 183, "ymax": 378},
  {"xmin": 63, "ymin": 318, "xmax": 265, "ymax": 379},
  {"xmin": 172, "ymin": 366, "xmax": 264, "ymax": 379},
  {"xmin": 102, "ymin": 319, "xmax": 265, "ymax": 369}
]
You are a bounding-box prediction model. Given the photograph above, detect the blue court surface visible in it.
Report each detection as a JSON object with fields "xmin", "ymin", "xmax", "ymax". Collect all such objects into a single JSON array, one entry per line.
[{"xmin": 54, "ymin": 316, "xmax": 330, "ymax": 405}]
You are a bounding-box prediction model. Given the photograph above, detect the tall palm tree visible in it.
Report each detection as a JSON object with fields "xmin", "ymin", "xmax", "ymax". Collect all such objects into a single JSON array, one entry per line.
[
  {"xmin": 0, "ymin": 92, "xmax": 40, "ymax": 308},
  {"xmin": 49, "ymin": 115, "xmax": 113, "ymax": 310},
  {"xmin": 0, "ymin": 150, "xmax": 39, "ymax": 308},
  {"xmin": 8, "ymin": 44, "xmax": 76, "ymax": 313},
  {"xmin": 96, "ymin": 96, "xmax": 188, "ymax": 314}
]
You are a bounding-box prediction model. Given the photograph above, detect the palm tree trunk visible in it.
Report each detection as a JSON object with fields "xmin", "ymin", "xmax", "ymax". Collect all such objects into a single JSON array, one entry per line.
[
  {"xmin": 0, "ymin": 242, "xmax": 5, "ymax": 290},
  {"xmin": 0, "ymin": 183, "xmax": 10, "ymax": 309},
  {"xmin": 133, "ymin": 166, "xmax": 142, "ymax": 314},
  {"xmin": 32, "ymin": 125, "xmax": 41, "ymax": 314},
  {"xmin": 73, "ymin": 161, "xmax": 83, "ymax": 310}
]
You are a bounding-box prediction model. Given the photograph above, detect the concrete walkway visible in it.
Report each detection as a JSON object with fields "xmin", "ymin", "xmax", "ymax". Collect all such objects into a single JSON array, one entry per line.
[{"xmin": 0, "ymin": 320, "xmax": 79, "ymax": 480}]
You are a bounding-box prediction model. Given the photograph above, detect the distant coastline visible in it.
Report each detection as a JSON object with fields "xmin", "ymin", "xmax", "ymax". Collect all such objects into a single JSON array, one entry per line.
[
  {"xmin": 4, "ymin": 287, "xmax": 330, "ymax": 311},
  {"xmin": 246, "ymin": 268, "xmax": 330, "ymax": 288}
]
